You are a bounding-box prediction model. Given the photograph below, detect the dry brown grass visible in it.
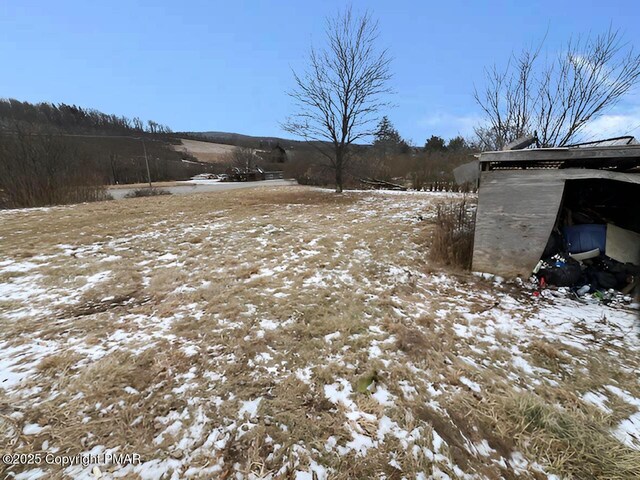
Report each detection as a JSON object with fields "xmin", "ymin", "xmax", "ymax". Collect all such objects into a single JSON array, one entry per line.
[
  {"xmin": 428, "ymin": 197, "xmax": 476, "ymax": 270},
  {"xmin": 1, "ymin": 187, "xmax": 639, "ymax": 479},
  {"xmin": 474, "ymin": 388, "xmax": 640, "ymax": 479},
  {"xmin": 172, "ymin": 138, "xmax": 238, "ymax": 164}
]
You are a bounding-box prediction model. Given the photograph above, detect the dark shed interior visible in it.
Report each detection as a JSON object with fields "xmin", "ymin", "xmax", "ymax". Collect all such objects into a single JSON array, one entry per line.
[{"xmin": 560, "ymin": 179, "xmax": 640, "ymax": 233}]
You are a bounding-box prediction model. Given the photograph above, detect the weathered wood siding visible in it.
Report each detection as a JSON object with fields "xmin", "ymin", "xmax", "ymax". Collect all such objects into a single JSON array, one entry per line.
[{"xmin": 472, "ymin": 171, "xmax": 565, "ymax": 277}]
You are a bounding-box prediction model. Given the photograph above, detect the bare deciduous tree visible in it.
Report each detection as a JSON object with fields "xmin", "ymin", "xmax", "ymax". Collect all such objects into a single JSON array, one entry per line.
[
  {"xmin": 474, "ymin": 28, "xmax": 640, "ymax": 149},
  {"xmin": 283, "ymin": 8, "xmax": 392, "ymax": 192},
  {"xmin": 226, "ymin": 147, "xmax": 257, "ymax": 171}
]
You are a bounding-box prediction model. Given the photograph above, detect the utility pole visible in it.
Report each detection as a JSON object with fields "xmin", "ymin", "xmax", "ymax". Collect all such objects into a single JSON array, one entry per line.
[{"xmin": 141, "ymin": 137, "xmax": 152, "ymax": 189}]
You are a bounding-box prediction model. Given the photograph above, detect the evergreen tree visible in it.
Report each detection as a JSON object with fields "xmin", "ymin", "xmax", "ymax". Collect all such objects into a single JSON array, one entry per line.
[
  {"xmin": 447, "ymin": 136, "xmax": 469, "ymax": 151},
  {"xmin": 373, "ymin": 116, "xmax": 409, "ymax": 153},
  {"xmin": 424, "ymin": 135, "xmax": 447, "ymax": 152}
]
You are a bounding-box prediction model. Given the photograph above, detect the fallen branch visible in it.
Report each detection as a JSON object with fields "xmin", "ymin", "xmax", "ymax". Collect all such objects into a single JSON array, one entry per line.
[{"xmin": 359, "ymin": 178, "xmax": 407, "ymax": 191}]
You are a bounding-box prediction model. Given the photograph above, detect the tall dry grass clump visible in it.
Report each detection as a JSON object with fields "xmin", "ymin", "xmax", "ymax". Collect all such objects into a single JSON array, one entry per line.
[
  {"xmin": 485, "ymin": 390, "xmax": 640, "ymax": 479},
  {"xmin": 429, "ymin": 197, "xmax": 476, "ymax": 270}
]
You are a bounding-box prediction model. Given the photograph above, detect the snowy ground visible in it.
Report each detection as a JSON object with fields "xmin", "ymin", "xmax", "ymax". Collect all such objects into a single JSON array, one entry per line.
[{"xmin": 0, "ymin": 187, "xmax": 639, "ymax": 479}]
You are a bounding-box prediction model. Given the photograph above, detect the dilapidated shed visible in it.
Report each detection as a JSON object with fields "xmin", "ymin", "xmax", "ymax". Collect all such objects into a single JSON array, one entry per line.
[{"xmin": 472, "ymin": 139, "xmax": 640, "ymax": 278}]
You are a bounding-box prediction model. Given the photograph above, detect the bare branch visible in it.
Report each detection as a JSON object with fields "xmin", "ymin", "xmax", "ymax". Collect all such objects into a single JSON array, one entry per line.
[{"xmin": 474, "ymin": 28, "xmax": 640, "ymax": 149}]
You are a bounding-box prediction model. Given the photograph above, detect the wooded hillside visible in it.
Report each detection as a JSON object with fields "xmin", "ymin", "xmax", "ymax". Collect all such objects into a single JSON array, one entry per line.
[{"xmin": 0, "ymin": 99, "xmax": 215, "ymax": 208}]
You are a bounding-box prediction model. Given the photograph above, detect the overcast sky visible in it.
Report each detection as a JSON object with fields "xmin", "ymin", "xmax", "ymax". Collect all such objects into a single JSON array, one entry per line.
[{"xmin": 1, "ymin": 0, "xmax": 639, "ymax": 144}]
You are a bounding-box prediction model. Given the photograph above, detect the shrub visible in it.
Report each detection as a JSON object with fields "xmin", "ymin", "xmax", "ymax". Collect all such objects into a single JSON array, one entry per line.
[
  {"xmin": 429, "ymin": 197, "xmax": 476, "ymax": 270},
  {"xmin": 124, "ymin": 187, "xmax": 171, "ymax": 198}
]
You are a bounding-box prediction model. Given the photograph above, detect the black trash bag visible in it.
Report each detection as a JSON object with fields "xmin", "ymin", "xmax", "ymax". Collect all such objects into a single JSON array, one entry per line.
[
  {"xmin": 593, "ymin": 271, "xmax": 620, "ymax": 290},
  {"xmin": 583, "ymin": 255, "xmax": 640, "ymax": 291},
  {"xmin": 536, "ymin": 254, "xmax": 583, "ymax": 287}
]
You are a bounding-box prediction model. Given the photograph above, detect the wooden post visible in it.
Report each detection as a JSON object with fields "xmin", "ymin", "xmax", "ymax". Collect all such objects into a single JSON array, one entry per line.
[{"xmin": 141, "ymin": 138, "xmax": 152, "ymax": 189}]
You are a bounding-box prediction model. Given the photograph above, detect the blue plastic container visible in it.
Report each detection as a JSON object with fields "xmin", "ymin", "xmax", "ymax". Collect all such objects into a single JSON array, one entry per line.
[{"xmin": 562, "ymin": 224, "xmax": 606, "ymax": 254}]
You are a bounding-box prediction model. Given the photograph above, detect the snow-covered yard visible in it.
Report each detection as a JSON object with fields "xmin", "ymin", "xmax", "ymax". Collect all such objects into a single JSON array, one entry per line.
[{"xmin": 0, "ymin": 186, "xmax": 638, "ymax": 479}]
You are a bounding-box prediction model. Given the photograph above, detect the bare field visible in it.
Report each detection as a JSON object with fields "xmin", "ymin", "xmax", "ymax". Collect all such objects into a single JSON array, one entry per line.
[
  {"xmin": 173, "ymin": 139, "xmax": 238, "ymax": 164},
  {"xmin": 1, "ymin": 187, "xmax": 639, "ymax": 479}
]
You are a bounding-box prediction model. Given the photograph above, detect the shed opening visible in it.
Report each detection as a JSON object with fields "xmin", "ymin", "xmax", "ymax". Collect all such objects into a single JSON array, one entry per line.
[{"xmin": 537, "ymin": 179, "xmax": 640, "ymax": 292}]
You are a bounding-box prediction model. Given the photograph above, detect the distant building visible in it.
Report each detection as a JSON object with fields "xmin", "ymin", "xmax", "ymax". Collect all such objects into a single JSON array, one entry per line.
[{"xmin": 257, "ymin": 145, "xmax": 288, "ymax": 164}]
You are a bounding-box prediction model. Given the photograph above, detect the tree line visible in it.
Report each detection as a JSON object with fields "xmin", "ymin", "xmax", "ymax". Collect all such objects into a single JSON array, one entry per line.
[
  {"xmin": 0, "ymin": 98, "xmax": 172, "ymax": 135},
  {"xmin": 284, "ymin": 115, "xmax": 476, "ymax": 191}
]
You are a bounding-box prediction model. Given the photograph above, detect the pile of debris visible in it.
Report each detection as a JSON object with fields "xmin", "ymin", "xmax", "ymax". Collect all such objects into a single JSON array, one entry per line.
[
  {"xmin": 534, "ymin": 222, "xmax": 639, "ymax": 302},
  {"xmin": 359, "ymin": 178, "xmax": 407, "ymax": 191}
]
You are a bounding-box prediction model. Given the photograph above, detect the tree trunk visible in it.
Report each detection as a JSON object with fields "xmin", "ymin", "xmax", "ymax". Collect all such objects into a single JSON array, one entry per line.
[{"xmin": 335, "ymin": 148, "xmax": 344, "ymax": 193}]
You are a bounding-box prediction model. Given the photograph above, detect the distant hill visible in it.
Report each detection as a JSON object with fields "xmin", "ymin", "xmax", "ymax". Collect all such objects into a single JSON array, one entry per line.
[
  {"xmin": 182, "ymin": 131, "xmax": 307, "ymax": 150},
  {"xmin": 183, "ymin": 131, "xmax": 374, "ymax": 155}
]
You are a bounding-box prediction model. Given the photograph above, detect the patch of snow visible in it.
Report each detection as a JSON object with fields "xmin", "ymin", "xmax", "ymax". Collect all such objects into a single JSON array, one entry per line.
[
  {"xmin": 239, "ymin": 398, "xmax": 262, "ymax": 419},
  {"xmin": 372, "ymin": 386, "xmax": 394, "ymax": 406},
  {"xmin": 1, "ymin": 261, "xmax": 39, "ymax": 273},
  {"xmin": 324, "ymin": 332, "xmax": 341, "ymax": 343},
  {"xmin": 13, "ymin": 468, "xmax": 47, "ymax": 479},
  {"xmin": 181, "ymin": 345, "xmax": 199, "ymax": 357},
  {"xmin": 459, "ymin": 376, "xmax": 482, "ymax": 393},
  {"xmin": 324, "ymin": 380, "xmax": 354, "ymax": 408},
  {"xmin": 615, "ymin": 412, "xmax": 640, "ymax": 449},
  {"xmin": 295, "ymin": 367, "xmax": 313, "ymax": 384},
  {"xmin": 23, "ymin": 423, "xmax": 45, "ymax": 435},
  {"xmin": 582, "ymin": 391, "xmax": 613, "ymax": 414},
  {"xmin": 259, "ymin": 319, "xmax": 279, "ymax": 330}
]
